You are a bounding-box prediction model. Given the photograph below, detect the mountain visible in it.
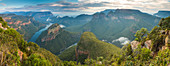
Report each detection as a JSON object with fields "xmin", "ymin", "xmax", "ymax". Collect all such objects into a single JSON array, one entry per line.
[
  {"xmin": 59, "ymin": 32, "xmax": 121, "ymax": 63},
  {"xmin": 0, "ymin": 14, "xmax": 45, "ymax": 41},
  {"xmin": 2, "ymin": 11, "xmax": 54, "ymax": 23},
  {"xmin": 154, "ymin": 11, "xmax": 170, "ymax": 18},
  {"xmin": 65, "ymin": 9, "xmax": 161, "ymax": 47},
  {"xmin": 50, "ymin": 14, "xmax": 92, "ymax": 27},
  {"xmin": 100, "ymin": 9, "xmax": 116, "ymax": 15},
  {"xmin": 0, "ymin": 18, "xmax": 62, "ymax": 66},
  {"xmin": 36, "ymin": 23, "xmax": 80, "ymax": 55}
]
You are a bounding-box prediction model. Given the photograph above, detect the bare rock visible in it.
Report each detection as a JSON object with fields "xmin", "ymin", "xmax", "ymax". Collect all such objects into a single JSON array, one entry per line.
[
  {"xmin": 144, "ymin": 40, "xmax": 152, "ymax": 50},
  {"xmin": 131, "ymin": 41, "xmax": 140, "ymax": 50}
]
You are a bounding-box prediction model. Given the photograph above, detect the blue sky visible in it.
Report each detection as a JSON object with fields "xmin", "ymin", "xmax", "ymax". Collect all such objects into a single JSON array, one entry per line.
[{"xmin": 0, "ymin": 0, "xmax": 170, "ymax": 16}]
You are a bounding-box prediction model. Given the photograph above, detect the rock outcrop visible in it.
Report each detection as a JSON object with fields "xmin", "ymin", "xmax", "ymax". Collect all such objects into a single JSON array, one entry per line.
[
  {"xmin": 131, "ymin": 41, "xmax": 140, "ymax": 51},
  {"xmin": 144, "ymin": 40, "xmax": 152, "ymax": 50}
]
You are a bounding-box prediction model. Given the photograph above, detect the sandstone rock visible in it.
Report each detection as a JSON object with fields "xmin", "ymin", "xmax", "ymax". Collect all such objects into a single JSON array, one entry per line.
[
  {"xmin": 144, "ymin": 40, "xmax": 152, "ymax": 50},
  {"xmin": 18, "ymin": 50, "xmax": 23, "ymax": 61},
  {"xmin": 131, "ymin": 41, "xmax": 140, "ymax": 51},
  {"xmin": 165, "ymin": 35, "xmax": 170, "ymax": 48}
]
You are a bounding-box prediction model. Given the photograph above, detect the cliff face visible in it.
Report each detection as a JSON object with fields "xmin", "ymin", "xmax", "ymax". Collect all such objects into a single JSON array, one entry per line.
[
  {"xmin": 0, "ymin": 14, "xmax": 45, "ymax": 41},
  {"xmin": 36, "ymin": 23, "xmax": 80, "ymax": 55}
]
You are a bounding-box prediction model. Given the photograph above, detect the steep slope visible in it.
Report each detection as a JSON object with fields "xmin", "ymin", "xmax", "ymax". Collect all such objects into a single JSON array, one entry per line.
[
  {"xmin": 66, "ymin": 9, "xmax": 161, "ymax": 47},
  {"xmin": 50, "ymin": 14, "xmax": 92, "ymax": 27},
  {"xmin": 3, "ymin": 11, "xmax": 54, "ymax": 23},
  {"xmin": 154, "ymin": 11, "xmax": 170, "ymax": 18},
  {"xmin": 0, "ymin": 14, "xmax": 45, "ymax": 40},
  {"xmin": 58, "ymin": 45, "xmax": 77, "ymax": 61},
  {"xmin": 36, "ymin": 23, "xmax": 80, "ymax": 55},
  {"xmin": 59, "ymin": 32, "xmax": 121, "ymax": 63},
  {"xmin": 0, "ymin": 18, "xmax": 62, "ymax": 66}
]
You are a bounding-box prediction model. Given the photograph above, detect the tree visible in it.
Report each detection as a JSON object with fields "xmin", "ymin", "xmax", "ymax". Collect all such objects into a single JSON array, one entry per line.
[
  {"xmin": 125, "ymin": 44, "xmax": 132, "ymax": 56},
  {"xmin": 158, "ymin": 17, "xmax": 170, "ymax": 30},
  {"xmin": 135, "ymin": 27, "xmax": 148, "ymax": 41}
]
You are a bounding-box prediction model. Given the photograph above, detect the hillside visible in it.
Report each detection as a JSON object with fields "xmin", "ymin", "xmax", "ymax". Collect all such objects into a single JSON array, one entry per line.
[
  {"xmin": 50, "ymin": 14, "xmax": 92, "ymax": 27},
  {"xmin": 0, "ymin": 18, "xmax": 62, "ymax": 66},
  {"xmin": 59, "ymin": 32, "xmax": 121, "ymax": 63},
  {"xmin": 0, "ymin": 14, "xmax": 45, "ymax": 40},
  {"xmin": 154, "ymin": 11, "xmax": 170, "ymax": 18},
  {"xmin": 66, "ymin": 9, "xmax": 161, "ymax": 47},
  {"xmin": 60, "ymin": 17, "xmax": 169, "ymax": 66},
  {"xmin": 36, "ymin": 23, "xmax": 80, "ymax": 55}
]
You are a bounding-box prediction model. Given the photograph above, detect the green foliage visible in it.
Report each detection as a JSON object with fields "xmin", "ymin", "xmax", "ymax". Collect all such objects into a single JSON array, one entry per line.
[
  {"xmin": 135, "ymin": 27, "xmax": 148, "ymax": 41},
  {"xmin": 125, "ymin": 44, "xmax": 132, "ymax": 56},
  {"xmin": 23, "ymin": 54, "xmax": 52, "ymax": 66},
  {"xmin": 158, "ymin": 16, "xmax": 170, "ymax": 30},
  {"xmin": 2, "ymin": 21, "xmax": 8, "ymax": 28},
  {"xmin": 65, "ymin": 11, "xmax": 160, "ymax": 47},
  {"xmin": 77, "ymin": 32, "xmax": 121, "ymax": 63},
  {"xmin": 58, "ymin": 45, "xmax": 77, "ymax": 61},
  {"xmin": 36, "ymin": 23, "xmax": 79, "ymax": 55},
  {"xmin": 0, "ymin": 18, "xmax": 61, "ymax": 66},
  {"xmin": 140, "ymin": 48, "xmax": 151, "ymax": 61},
  {"xmin": 0, "ymin": 15, "xmax": 46, "ymax": 41}
]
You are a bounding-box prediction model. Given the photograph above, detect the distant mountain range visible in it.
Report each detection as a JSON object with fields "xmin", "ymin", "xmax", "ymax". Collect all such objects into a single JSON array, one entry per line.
[
  {"xmin": 50, "ymin": 14, "xmax": 92, "ymax": 27},
  {"xmin": 2, "ymin": 11, "xmax": 54, "ymax": 23},
  {"xmin": 65, "ymin": 9, "xmax": 161, "ymax": 47},
  {"xmin": 154, "ymin": 11, "xmax": 170, "ymax": 18}
]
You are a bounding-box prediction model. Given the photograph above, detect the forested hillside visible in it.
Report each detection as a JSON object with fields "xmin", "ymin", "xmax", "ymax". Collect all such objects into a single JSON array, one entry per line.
[
  {"xmin": 0, "ymin": 18, "xmax": 62, "ymax": 66},
  {"xmin": 36, "ymin": 23, "xmax": 80, "ymax": 55},
  {"xmin": 0, "ymin": 14, "xmax": 45, "ymax": 41}
]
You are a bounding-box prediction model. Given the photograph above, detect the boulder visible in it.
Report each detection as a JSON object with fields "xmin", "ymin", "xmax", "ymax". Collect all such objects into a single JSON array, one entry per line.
[
  {"xmin": 131, "ymin": 41, "xmax": 140, "ymax": 51},
  {"xmin": 165, "ymin": 35, "xmax": 170, "ymax": 48},
  {"xmin": 144, "ymin": 40, "xmax": 152, "ymax": 50}
]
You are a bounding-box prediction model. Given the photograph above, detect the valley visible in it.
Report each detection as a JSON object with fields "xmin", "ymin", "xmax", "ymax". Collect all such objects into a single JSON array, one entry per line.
[{"xmin": 0, "ymin": 5, "xmax": 170, "ymax": 65}]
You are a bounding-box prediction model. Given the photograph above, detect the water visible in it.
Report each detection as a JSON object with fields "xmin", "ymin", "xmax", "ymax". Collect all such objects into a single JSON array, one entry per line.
[
  {"xmin": 28, "ymin": 23, "xmax": 53, "ymax": 43},
  {"xmin": 60, "ymin": 43, "xmax": 77, "ymax": 54}
]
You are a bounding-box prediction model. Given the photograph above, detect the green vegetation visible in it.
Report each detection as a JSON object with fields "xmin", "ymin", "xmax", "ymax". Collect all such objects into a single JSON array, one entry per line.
[
  {"xmin": 58, "ymin": 16, "xmax": 170, "ymax": 66},
  {"xmin": 135, "ymin": 27, "xmax": 148, "ymax": 41},
  {"xmin": 51, "ymin": 14, "xmax": 92, "ymax": 27},
  {"xmin": 59, "ymin": 32, "xmax": 121, "ymax": 63},
  {"xmin": 58, "ymin": 45, "xmax": 77, "ymax": 61},
  {"xmin": 0, "ymin": 14, "xmax": 45, "ymax": 41},
  {"xmin": 65, "ymin": 9, "xmax": 161, "ymax": 47},
  {"xmin": 0, "ymin": 14, "xmax": 169, "ymax": 66},
  {"xmin": 36, "ymin": 23, "xmax": 79, "ymax": 55},
  {"xmin": 0, "ymin": 18, "xmax": 62, "ymax": 66},
  {"xmin": 158, "ymin": 16, "xmax": 170, "ymax": 30}
]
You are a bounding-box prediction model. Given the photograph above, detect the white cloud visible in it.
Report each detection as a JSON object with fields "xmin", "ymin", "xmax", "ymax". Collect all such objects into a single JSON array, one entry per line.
[
  {"xmin": 112, "ymin": 37, "xmax": 130, "ymax": 45},
  {"xmin": 1, "ymin": 0, "xmax": 170, "ymax": 16},
  {"xmin": 59, "ymin": 24, "xmax": 66, "ymax": 28}
]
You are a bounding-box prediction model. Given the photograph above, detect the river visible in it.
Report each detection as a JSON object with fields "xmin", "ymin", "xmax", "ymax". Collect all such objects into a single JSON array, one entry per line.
[{"xmin": 28, "ymin": 23, "xmax": 53, "ymax": 43}]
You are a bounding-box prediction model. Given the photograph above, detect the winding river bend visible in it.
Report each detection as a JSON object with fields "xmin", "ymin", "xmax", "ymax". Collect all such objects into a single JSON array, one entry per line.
[{"xmin": 28, "ymin": 23, "xmax": 53, "ymax": 43}]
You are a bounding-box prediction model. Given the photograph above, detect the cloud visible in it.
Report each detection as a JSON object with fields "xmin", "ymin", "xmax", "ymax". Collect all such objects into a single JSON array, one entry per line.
[
  {"xmin": 59, "ymin": 24, "xmax": 66, "ymax": 28},
  {"xmin": 0, "ymin": 3, "xmax": 6, "ymax": 6},
  {"xmin": 2, "ymin": 0, "xmax": 170, "ymax": 16},
  {"xmin": 112, "ymin": 37, "xmax": 130, "ymax": 45}
]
